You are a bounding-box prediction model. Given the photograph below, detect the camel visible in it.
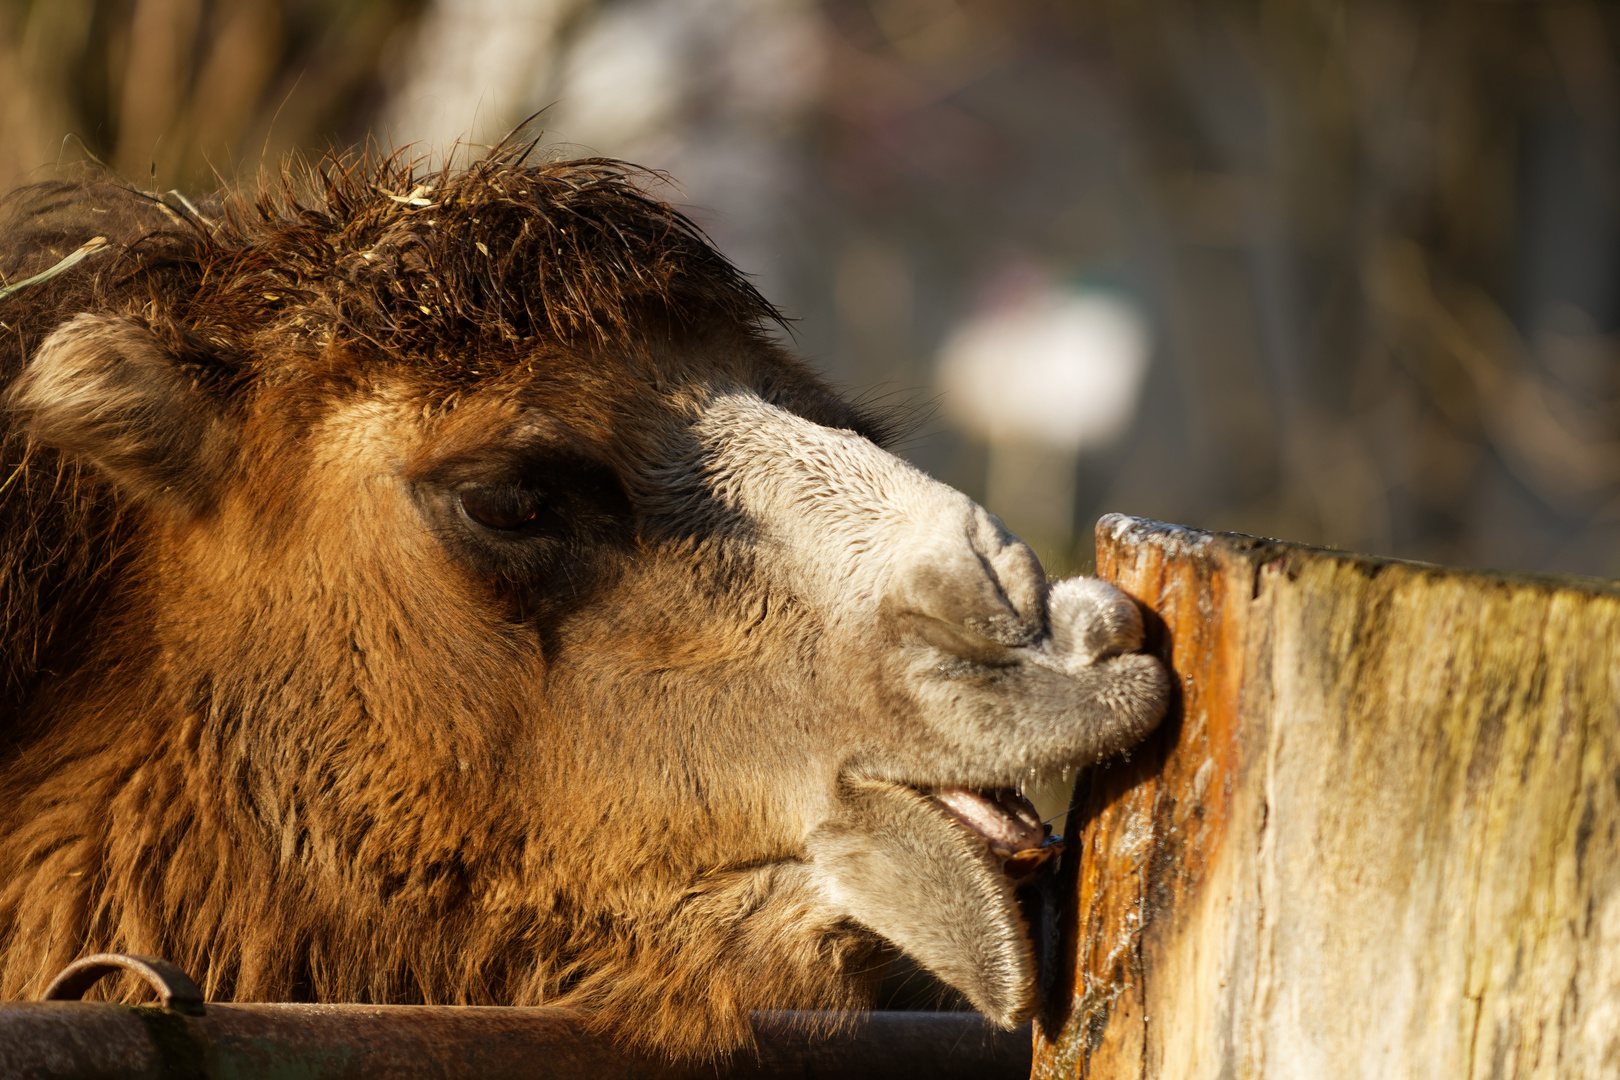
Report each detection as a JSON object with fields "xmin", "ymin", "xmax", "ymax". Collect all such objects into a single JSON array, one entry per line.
[{"xmin": 0, "ymin": 147, "xmax": 1167, "ymax": 1058}]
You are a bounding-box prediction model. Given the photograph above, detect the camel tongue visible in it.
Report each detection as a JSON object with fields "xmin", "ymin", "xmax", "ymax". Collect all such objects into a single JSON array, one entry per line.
[{"xmin": 934, "ymin": 787, "xmax": 1046, "ymax": 854}]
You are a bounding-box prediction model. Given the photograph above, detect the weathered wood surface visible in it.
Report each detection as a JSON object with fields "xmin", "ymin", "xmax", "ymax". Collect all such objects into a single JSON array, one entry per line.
[{"xmin": 1032, "ymin": 515, "xmax": 1620, "ymax": 1079}]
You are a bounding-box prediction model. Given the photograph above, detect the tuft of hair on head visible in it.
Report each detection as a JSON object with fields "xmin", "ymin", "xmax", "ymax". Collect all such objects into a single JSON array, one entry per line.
[{"xmin": 213, "ymin": 137, "xmax": 790, "ymax": 377}]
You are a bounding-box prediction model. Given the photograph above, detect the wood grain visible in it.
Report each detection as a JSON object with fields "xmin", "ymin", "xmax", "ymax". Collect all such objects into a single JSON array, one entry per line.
[{"xmin": 1032, "ymin": 515, "xmax": 1620, "ymax": 1079}]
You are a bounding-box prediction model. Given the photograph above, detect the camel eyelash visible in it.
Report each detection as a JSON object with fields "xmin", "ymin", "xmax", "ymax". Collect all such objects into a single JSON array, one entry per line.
[
  {"xmin": 456, "ymin": 483, "xmax": 552, "ymax": 533},
  {"xmin": 416, "ymin": 458, "xmax": 634, "ymax": 590}
]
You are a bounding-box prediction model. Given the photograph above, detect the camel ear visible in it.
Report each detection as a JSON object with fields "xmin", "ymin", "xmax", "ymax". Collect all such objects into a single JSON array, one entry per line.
[{"xmin": 10, "ymin": 313, "xmax": 232, "ymax": 514}]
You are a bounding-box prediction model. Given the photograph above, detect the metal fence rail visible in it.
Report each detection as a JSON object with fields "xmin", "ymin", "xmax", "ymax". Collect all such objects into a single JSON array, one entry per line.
[{"xmin": 1, "ymin": 1000, "xmax": 1031, "ymax": 1079}]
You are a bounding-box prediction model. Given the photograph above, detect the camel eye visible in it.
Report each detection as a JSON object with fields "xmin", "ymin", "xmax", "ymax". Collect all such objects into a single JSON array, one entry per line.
[{"xmin": 458, "ymin": 486, "xmax": 542, "ymax": 531}]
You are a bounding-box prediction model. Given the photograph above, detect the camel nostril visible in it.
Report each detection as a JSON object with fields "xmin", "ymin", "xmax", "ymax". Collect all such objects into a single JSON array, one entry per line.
[
  {"xmin": 902, "ymin": 612, "xmax": 1029, "ymax": 666},
  {"xmin": 961, "ymin": 611, "xmax": 1042, "ymax": 648},
  {"xmin": 974, "ymin": 514, "xmax": 1048, "ymax": 634},
  {"xmin": 888, "ymin": 512, "xmax": 1049, "ymax": 658}
]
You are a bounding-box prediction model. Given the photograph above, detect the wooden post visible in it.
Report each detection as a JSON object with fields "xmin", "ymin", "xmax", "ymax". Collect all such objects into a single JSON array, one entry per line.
[{"xmin": 1032, "ymin": 515, "xmax": 1620, "ymax": 1079}]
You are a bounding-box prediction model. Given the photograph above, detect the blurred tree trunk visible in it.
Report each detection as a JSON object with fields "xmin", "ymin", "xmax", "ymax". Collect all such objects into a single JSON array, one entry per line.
[
  {"xmin": 1033, "ymin": 514, "xmax": 1620, "ymax": 1078},
  {"xmin": 0, "ymin": 0, "xmax": 423, "ymax": 194}
]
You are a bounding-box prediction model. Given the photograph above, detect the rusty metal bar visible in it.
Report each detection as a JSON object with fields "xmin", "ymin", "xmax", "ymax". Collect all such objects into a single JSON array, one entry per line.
[
  {"xmin": 0, "ymin": 1002, "xmax": 1031, "ymax": 1079},
  {"xmin": 41, "ymin": 953, "xmax": 206, "ymax": 1015}
]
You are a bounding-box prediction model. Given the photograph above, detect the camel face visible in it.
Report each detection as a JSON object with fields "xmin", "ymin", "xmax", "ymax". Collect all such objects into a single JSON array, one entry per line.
[{"xmin": 0, "ymin": 153, "xmax": 1166, "ymax": 1057}]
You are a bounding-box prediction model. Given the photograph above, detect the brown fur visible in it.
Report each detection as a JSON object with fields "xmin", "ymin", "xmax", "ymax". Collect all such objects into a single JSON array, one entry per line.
[{"xmin": 0, "ymin": 148, "xmax": 905, "ymax": 1057}]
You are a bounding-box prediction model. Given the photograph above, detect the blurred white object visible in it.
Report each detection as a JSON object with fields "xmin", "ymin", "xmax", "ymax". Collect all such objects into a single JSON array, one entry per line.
[
  {"xmin": 937, "ymin": 285, "xmax": 1152, "ymax": 452},
  {"xmin": 935, "ymin": 279, "xmax": 1153, "ymax": 567}
]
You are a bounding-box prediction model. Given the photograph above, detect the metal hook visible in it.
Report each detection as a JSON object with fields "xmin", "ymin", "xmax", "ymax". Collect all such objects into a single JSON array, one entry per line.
[{"xmin": 41, "ymin": 953, "xmax": 206, "ymax": 1016}]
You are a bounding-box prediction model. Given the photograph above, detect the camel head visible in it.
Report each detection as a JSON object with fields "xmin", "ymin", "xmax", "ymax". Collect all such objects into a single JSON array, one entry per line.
[{"xmin": 0, "ymin": 151, "xmax": 1167, "ymax": 1057}]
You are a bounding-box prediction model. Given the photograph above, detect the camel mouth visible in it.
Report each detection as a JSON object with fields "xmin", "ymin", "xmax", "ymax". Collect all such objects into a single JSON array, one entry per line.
[
  {"xmin": 925, "ymin": 786, "xmax": 1065, "ymax": 882},
  {"xmin": 808, "ymin": 776, "xmax": 1059, "ymax": 1026}
]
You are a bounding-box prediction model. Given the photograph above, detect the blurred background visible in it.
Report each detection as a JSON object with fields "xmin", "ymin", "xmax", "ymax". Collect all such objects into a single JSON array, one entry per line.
[{"xmin": 2, "ymin": 0, "xmax": 1617, "ymax": 584}]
